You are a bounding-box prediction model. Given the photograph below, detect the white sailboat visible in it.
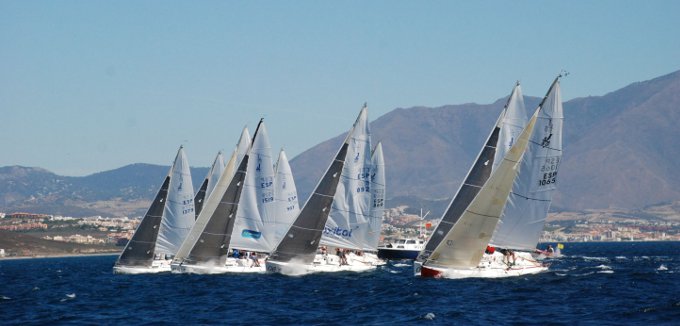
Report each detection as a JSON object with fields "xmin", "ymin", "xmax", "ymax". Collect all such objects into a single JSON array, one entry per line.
[
  {"xmin": 266, "ymin": 107, "xmax": 371, "ymax": 275},
  {"xmin": 170, "ymin": 123, "xmax": 261, "ymax": 274},
  {"xmin": 417, "ymin": 107, "xmax": 538, "ymax": 279},
  {"xmin": 489, "ymin": 76, "xmax": 564, "ymax": 263},
  {"xmin": 114, "ymin": 146, "xmax": 196, "ymax": 274},
  {"xmin": 273, "ymin": 149, "xmax": 301, "ymax": 244},
  {"xmin": 317, "ymin": 105, "xmax": 385, "ymax": 270}
]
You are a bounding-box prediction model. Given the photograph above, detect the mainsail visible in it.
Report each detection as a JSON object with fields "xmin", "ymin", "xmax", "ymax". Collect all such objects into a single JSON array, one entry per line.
[
  {"xmin": 194, "ymin": 151, "xmax": 225, "ymax": 219},
  {"xmin": 492, "ymin": 82, "xmax": 528, "ymax": 172},
  {"xmin": 268, "ymin": 113, "xmax": 357, "ymax": 264},
  {"xmin": 155, "ymin": 146, "xmax": 196, "ymax": 257},
  {"xmin": 490, "ymin": 77, "xmax": 564, "ymax": 250},
  {"xmin": 231, "ymin": 121, "xmax": 277, "ymax": 253},
  {"xmin": 425, "ymin": 111, "xmax": 538, "ymax": 268},
  {"xmin": 320, "ymin": 105, "xmax": 373, "ymax": 251},
  {"xmin": 365, "ymin": 142, "xmax": 385, "ymax": 251},
  {"xmin": 273, "ymin": 149, "xmax": 301, "ymax": 247},
  {"xmin": 417, "ymin": 110, "xmax": 506, "ymax": 262}
]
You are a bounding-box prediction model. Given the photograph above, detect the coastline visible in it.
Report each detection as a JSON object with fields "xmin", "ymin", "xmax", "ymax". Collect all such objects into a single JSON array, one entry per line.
[{"xmin": 0, "ymin": 252, "xmax": 120, "ymax": 261}]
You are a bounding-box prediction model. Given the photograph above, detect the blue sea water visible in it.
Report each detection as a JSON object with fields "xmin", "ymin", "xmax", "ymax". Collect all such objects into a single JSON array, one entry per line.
[{"xmin": 1, "ymin": 242, "xmax": 679, "ymax": 325}]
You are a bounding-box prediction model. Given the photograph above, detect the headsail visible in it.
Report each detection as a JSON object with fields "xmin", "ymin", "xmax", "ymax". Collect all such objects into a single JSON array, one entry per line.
[
  {"xmin": 425, "ymin": 111, "xmax": 538, "ymax": 268},
  {"xmin": 115, "ymin": 176, "xmax": 170, "ymax": 267},
  {"xmin": 231, "ymin": 121, "xmax": 277, "ymax": 253},
  {"xmin": 155, "ymin": 146, "xmax": 196, "ymax": 257},
  {"xmin": 366, "ymin": 142, "xmax": 385, "ymax": 251},
  {"xmin": 417, "ymin": 109, "xmax": 505, "ymax": 262},
  {"xmin": 268, "ymin": 111, "xmax": 358, "ymax": 264},
  {"xmin": 490, "ymin": 77, "xmax": 564, "ymax": 250},
  {"xmin": 273, "ymin": 149, "xmax": 301, "ymax": 246},
  {"xmin": 321, "ymin": 105, "xmax": 373, "ymax": 251},
  {"xmin": 492, "ymin": 82, "xmax": 528, "ymax": 172},
  {"xmin": 236, "ymin": 126, "xmax": 251, "ymax": 167}
]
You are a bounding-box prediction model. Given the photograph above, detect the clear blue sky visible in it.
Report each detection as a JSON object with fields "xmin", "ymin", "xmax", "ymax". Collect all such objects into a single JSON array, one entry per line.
[{"xmin": 2, "ymin": 1, "xmax": 679, "ymax": 176}]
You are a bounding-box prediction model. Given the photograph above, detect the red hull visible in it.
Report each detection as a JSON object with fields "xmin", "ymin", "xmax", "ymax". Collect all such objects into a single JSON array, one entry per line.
[{"xmin": 420, "ymin": 265, "xmax": 443, "ymax": 278}]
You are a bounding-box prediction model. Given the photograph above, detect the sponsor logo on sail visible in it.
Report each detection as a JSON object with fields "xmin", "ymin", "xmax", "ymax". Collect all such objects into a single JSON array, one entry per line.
[
  {"xmin": 241, "ymin": 229, "xmax": 262, "ymax": 239},
  {"xmin": 323, "ymin": 226, "xmax": 353, "ymax": 238}
]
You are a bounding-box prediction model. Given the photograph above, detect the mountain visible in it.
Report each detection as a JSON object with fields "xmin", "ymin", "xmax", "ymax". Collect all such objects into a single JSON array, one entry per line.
[
  {"xmin": 290, "ymin": 70, "xmax": 680, "ymax": 214},
  {"xmin": 2, "ymin": 70, "xmax": 680, "ymax": 217},
  {"xmin": 0, "ymin": 165, "xmax": 208, "ymax": 217}
]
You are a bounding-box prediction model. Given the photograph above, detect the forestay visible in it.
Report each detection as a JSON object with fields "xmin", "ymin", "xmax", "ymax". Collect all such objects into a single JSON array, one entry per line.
[
  {"xmin": 321, "ymin": 106, "xmax": 373, "ymax": 251},
  {"xmin": 426, "ymin": 111, "xmax": 537, "ymax": 268},
  {"xmin": 490, "ymin": 78, "xmax": 564, "ymax": 250}
]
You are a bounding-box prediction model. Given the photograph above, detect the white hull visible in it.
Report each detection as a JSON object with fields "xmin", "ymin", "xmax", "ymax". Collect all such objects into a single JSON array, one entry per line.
[
  {"xmin": 266, "ymin": 252, "xmax": 383, "ymax": 276},
  {"xmin": 171, "ymin": 258, "xmax": 266, "ymax": 274},
  {"xmin": 113, "ymin": 260, "xmax": 172, "ymax": 274},
  {"xmin": 416, "ymin": 251, "xmax": 548, "ymax": 279}
]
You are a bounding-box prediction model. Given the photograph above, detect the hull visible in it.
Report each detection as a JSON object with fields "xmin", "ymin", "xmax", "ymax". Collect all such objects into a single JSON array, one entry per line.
[
  {"xmin": 377, "ymin": 248, "xmax": 420, "ymax": 260},
  {"xmin": 416, "ymin": 251, "xmax": 548, "ymax": 279},
  {"xmin": 113, "ymin": 260, "xmax": 171, "ymax": 274},
  {"xmin": 266, "ymin": 253, "xmax": 382, "ymax": 276},
  {"xmin": 171, "ymin": 258, "xmax": 266, "ymax": 274}
]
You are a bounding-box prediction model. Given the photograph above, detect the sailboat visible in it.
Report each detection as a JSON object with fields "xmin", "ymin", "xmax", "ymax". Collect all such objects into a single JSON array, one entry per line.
[
  {"xmin": 487, "ymin": 76, "xmax": 564, "ymax": 270},
  {"xmin": 193, "ymin": 151, "xmax": 225, "ymax": 219},
  {"xmin": 113, "ymin": 146, "xmax": 196, "ymax": 274},
  {"xmin": 222, "ymin": 121, "xmax": 284, "ymax": 273},
  {"xmin": 266, "ymin": 108, "xmax": 366, "ymax": 275},
  {"xmin": 170, "ymin": 122, "xmax": 261, "ymax": 274},
  {"xmin": 417, "ymin": 105, "xmax": 537, "ymax": 279},
  {"xmin": 316, "ymin": 105, "xmax": 385, "ymax": 270}
]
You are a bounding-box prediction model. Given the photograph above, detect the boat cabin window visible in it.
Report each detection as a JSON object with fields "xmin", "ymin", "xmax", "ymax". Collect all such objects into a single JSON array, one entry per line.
[
  {"xmin": 396, "ymin": 239, "xmax": 406, "ymax": 244},
  {"xmin": 406, "ymin": 239, "xmax": 417, "ymax": 244}
]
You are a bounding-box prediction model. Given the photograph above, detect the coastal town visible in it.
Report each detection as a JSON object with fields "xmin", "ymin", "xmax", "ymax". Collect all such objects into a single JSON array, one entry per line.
[{"xmin": 2, "ymin": 205, "xmax": 679, "ymax": 258}]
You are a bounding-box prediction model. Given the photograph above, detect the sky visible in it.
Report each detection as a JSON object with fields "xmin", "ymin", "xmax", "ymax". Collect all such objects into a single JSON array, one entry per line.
[{"xmin": 1, "ymin": 1, "xmax": 679, "ymax": 176}]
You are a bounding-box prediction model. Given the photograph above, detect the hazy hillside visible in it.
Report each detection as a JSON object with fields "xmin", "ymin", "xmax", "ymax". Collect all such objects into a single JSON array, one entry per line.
[
  {"xmin": 291, "ymin": 70, "xmax": 680, "ymax": 211},
  {"xmin": 0, "ymin": 165, "xmax": 208, "ymax": 217}
]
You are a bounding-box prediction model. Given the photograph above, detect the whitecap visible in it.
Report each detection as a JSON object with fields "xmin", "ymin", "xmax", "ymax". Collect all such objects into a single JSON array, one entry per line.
[
  {"xmin": 615, "ymin": 256, "xmax": 628, "ymax": 260},
  {"xmin": 389, "ymin": 270, "xmax": 400, "ymax": 274},
  {"xmin": 595, "ymin": 264, "xmax": 612, "ymax": 270},
  {"xmin": 581, "ymin": 256, "xmax": 609, "ymax": 262},
  {"xmin": 1, "ymin": 295, "xmax": 10, "ymax": 300},
  {"xmin": 66, "ymin": 293, "xmax": 76, "ymax": 299},
  {"xmin": 392, "ymin": 263, "xmax": 410, "ymax": 268},
  {"xmin": 423, "ymin": 312, "xmax": 435, "ymax": 320},
  {"xmin": 658, "ymin": 264, "xmax": 668, "ymax": 271},
  {"xmin": 597, "ymin": 270, "xmax": 614, "ymax": 274}
]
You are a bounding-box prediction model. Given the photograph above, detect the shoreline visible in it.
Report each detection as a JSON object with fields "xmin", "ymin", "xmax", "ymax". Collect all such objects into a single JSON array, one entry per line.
[{"xmin": 0, "ymin": 252, "xmax": 120, "ymax": 261}]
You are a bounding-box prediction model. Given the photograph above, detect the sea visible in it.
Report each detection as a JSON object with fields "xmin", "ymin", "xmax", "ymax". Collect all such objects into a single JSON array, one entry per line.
[{"xmin": 1, "ymin": 242, "xmax": 678, "ymax": 325}]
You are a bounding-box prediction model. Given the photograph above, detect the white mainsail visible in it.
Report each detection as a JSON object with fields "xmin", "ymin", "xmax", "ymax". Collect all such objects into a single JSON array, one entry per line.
[
  {"xmin": 320, "ymin": 105, "xmax": 373, "ymax": 251},
  {"xmin": 425, "ymin": 111, "xmax": 538, "ymax": 269},
  {"xmin": 366, "ymin": 142, "xmax": 385, "ymax": 251},
  {"xmin": 490, "ymin": 77, "xmax": 564, "ymax": 250},
  {"xmin": 155, "ymin": 146, "xmax": 196, "ymax": 257},
  {"xmin": 231, "ymin": 121, "xmax": 277, "ymax": 253},
  {"xmin": 492, "ymin": 82, "xmax": 528, "ymax": 172},
  {"xmin": 273, "ymin": 149, "xmax": 300, "ymax": 246}
]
